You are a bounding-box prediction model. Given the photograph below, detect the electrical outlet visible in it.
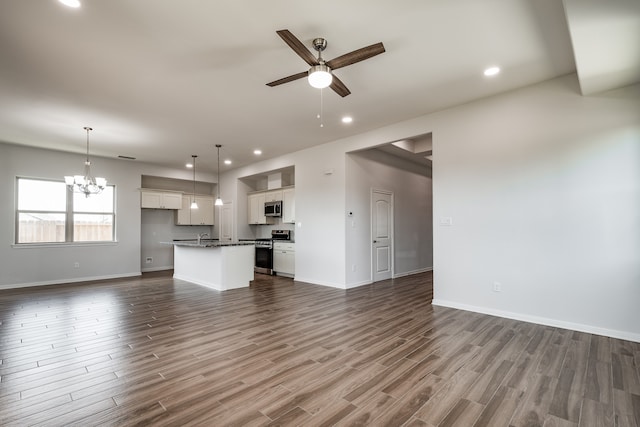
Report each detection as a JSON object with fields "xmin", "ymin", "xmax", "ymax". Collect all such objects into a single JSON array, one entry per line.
[
  {"xmin": 74, "ymin": 262, "xmax": 80, "ymax": 268},
  {"xmin": 440, "ymin": 217, "xmax": 453, "ymax": 226},
  {"xmin": 493, "ymin": 281, "xmax": 502, "ymax": 292},
  {"xmin": 145, "ymin": 257, "xmax": 153, "ymax": 264},
  {"xmin": 352, "ymin": 264, "xmax": 356, "ymax": 272}
]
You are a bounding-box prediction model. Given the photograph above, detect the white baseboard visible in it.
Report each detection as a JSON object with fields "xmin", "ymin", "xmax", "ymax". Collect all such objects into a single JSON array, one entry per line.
[
  {"xmin": 297, "ymin": 269, "xmax": 433, "ymax": 291},
  {"xmin": 293, "ymin": 276, "xmax": 347, "ymax": 289},
  {"xmin": 393, "ymin": 267, "xmax": 433, "ymax": 279},
  {"xmin": 432, "ymin": 298, "xmax": 640, "ymax": 344},
  {"xmin": 0, "ymin": 272, "xmax": 142, "ymax": 291},
  {"xmin": 141, "ymin": 265, "xmax": 173, "ymax": 273},
  {"xmin": 345, "ymin": 279, "xmax": 372, "ymax": 289}
]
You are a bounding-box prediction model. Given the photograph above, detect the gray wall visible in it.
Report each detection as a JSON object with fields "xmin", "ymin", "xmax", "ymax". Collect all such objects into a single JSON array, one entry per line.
[
  {"xmin": 0, "ymin": 143, "xmax": 210, "ymax": 288},
  {"xmin": 140, "ymin": 209, "xmax": 212, "ymax": 272}
]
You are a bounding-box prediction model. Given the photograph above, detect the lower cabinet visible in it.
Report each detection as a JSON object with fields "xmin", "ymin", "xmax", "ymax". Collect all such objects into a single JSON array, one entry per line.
[
  {"xmin": 273, "ymin": 242, "xmax": 295, "ymax": 277},
  {"xmin": 175, "ymin": 195, "xmax": 214, "ymax": 225}
]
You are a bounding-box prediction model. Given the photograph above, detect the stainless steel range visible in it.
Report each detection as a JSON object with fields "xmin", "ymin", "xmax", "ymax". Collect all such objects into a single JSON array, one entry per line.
[{"xmin": 254, "ymin": 230, "xmax": 290, "ymax": 275}]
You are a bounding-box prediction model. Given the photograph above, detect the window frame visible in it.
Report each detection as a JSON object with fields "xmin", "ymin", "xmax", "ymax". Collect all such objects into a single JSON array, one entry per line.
[{"xmin": 15, "ymin": 176, "xmax": 116, "ymax": 245}]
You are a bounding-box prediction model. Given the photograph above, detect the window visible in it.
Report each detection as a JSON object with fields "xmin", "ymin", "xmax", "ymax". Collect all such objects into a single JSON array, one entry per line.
[{"xmin": 16, "ymin": 178, "xmax": 115, "ymax": 244}]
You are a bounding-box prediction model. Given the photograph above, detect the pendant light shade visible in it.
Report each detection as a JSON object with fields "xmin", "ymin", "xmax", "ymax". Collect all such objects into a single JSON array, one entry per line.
[
  {"xmin": 215, "ymin": 144, "xmax": 223, "ymax": 206},
  {"xmin": 64, "ymin": 126, "xmax": 107, "ymax": 197},
  {"xmin": 190, "ymin": 155, "xmax": 198, "ymax": 209}
]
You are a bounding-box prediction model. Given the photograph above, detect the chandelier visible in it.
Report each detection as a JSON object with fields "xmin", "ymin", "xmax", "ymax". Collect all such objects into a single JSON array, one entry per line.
[{"xmin": 64, "ymin": 126, "xmax": 107, "ymax": 197}]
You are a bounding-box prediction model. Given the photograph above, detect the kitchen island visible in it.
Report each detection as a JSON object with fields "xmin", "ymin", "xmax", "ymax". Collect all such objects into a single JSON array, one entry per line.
[{"xmin": 169, "ymin": 240, "xmax": 255, "ymax": 291}]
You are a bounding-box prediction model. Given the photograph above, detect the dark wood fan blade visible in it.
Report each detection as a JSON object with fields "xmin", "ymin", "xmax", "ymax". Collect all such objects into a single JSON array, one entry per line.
[
  {"xmin": 330, "ymin": 75, "xmax": 351, "ymax": 97},
  {"xmin": 326, "ymin": 42, "xmax": 385, "ymax": 70},
  {"xmin": 266, "ymin": 71, "xmax": 308, "ymax": 87},
  {"xmin": 276, "ymin": 29, "xmax": 319, "ymax": 67}
]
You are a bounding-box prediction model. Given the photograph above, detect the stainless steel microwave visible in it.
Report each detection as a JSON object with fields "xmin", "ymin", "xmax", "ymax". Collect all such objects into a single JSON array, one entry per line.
[{"xmin": 264, "ymin": 200, "xmax": 282, "ymax": 217}]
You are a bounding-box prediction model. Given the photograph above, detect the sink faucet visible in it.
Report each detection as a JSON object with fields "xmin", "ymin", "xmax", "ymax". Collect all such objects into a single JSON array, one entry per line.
[{"xmin": 197, "ymin": 233, "xmax": 209, "ymax": 244}]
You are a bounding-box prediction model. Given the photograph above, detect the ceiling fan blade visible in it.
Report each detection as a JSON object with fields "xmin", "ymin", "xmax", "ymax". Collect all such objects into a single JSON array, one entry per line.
[
  {"xmin": 276, "ymin": 29, "xmax": 319, "ymax": 67},
  {"xmin": 330, "ymin": 75, "xmax": 351, "ymax": 97},
  {"xmin": 326, "ymin": 42, "xmax": 385, "ymax": 70},
  {"xmin": 266, "ymin": 71, "xmax": 308, "ymax": 87}
]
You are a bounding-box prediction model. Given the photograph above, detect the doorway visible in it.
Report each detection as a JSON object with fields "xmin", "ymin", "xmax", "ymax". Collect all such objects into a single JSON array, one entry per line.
[{"xmin": 371, "ymin": 189, "xmax": 393, "ymax": 282}]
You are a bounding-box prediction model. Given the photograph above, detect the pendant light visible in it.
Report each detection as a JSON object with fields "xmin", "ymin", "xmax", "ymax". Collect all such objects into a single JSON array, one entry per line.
[
  {"xmin": 190, "ymin": 155, "xmax": 198, "ymax": 209},
  {"xmin": 215, "ymin": 144, "xmax": 223, "ymax": 206},
  {"xmin": 64, "ymin": 126, "xmax": 107, "ymax": 197}
]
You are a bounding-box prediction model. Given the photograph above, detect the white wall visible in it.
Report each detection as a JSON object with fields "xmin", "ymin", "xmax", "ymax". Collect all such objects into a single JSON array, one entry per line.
[
  {"xmin": 220, "ymin": 74, "xmax": 639, "ymax": 341},
  {"xmin": 428, "ymin": 76, "xmax": 640, "ymax": 342},
  {"xmin": 0, "ymin": 143, "xmax": 207, "ymax": 288},
  {"xmin": 346, "ymin": 149, "xmax": 432, "ymax": 286},
  {"xmin": 222, "ymin": 143, "xmax": 347, "ymax": 288}
]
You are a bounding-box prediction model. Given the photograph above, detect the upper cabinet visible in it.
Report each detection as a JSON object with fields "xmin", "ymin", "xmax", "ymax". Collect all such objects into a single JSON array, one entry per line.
[
  {"xmin": 264, "ymin": 189, "xmax": 283, "ymax": 203},
  {"xmin": 282, "ymin": 188, "xmax": 295, "ymax": 224},
  {"xmin": 247, "ymin": 187, "xmax": 295, "ymax": 225},
  {"xmin": 192, "ymin": 196, "xmax": 214, "ymax": 225},
  {"xmin": 141, "ymin": 190, "xmax": 182, "ymax": 209},
  {"xmin": 175, "ymin": 195, "xmax": 214, "ymax": 225}
]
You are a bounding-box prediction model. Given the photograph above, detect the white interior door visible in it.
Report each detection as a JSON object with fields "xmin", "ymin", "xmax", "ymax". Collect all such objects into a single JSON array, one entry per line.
[
  {"xmin": 220, "ymin": 201, "xmax": 233, "ymax": 241},
  {"xmin": 372, "ymin": 189, "xmax": 393, "ymax": 282}
]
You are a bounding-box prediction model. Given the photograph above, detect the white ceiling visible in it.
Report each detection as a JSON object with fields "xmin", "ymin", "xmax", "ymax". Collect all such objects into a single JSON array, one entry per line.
[{"xmin": 0, "ymin": 0, "xmax": 637, "ymax": 174}]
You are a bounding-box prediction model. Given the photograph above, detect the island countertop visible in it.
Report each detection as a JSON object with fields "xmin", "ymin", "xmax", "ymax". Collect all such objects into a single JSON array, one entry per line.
[{"xmin": 165, "ymin": 240, "xmax": 255, "ymax": 248}]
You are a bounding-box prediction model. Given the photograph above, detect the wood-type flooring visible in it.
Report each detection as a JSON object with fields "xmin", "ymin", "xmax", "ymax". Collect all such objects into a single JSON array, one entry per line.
[{"xmin": 1, "ymin": 271, "xmax": 639, "ymax": 426}]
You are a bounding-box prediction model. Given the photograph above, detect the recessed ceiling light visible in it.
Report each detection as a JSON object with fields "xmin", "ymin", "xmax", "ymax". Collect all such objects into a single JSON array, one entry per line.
[
  {"xmin": 484, "ymin": 66, "xmax": 500, "ymax": 77},
  {"xmin": 59, "ymin": 0, "xmax": 81, "ymax": 8},
  {"xmin": 342, "ymin": 116, "xmax": 353, "ymax": 124},
  {"xmin": 254, "ymin": 149, "xmax": 262, "ymax": 155},
  {"xmin": 186, "ymin": 163, "xmax": 193, "ymax": 168},
  {"xmin": 224, "ymin": 159, "xmax": 232, "ymax": 165}
]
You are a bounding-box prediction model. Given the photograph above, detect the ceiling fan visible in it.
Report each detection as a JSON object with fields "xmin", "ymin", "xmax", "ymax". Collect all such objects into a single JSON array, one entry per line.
[{"xmin": 266, "ymin": 29, "xmax": 385, "ymax": 97}]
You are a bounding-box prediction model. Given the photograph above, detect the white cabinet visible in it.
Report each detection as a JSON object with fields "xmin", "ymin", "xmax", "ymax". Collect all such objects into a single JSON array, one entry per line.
[
  {"xmin": 264, "ymin": 189, "xmax": 283, "ymax": 203},
  {"xmin": 175, "ymin": 196, "xmax": 191, "ymax": 224},
  {"xmin": 141, "ymin": 190, "xmax": 182, "ymax": 209},
  {"xmin": 282, "ymin": 188, "xmax": 295, "ymax": 224},
  {"xmin": 191, "ymin": 196, "xmax": 214, "ymax": 225},
  {"xmin": 273, "ymin": 242, "xmax": 295, "ymax": 276},
  {"xmin": 248, "ymin": 187, "xmax": 295, "ymax": 225},
  {"xmin": 248, "ymin": 193, "xmax": 266, "ymax": 225},
  {"xmin": 175, "ymin": 195, "xmax": 214, "ymax": 225}
]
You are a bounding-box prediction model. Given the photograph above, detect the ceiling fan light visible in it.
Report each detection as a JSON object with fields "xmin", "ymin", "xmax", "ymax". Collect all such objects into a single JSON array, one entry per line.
[{"xmin": 308, "ymin": 65, "xmax": 333, "ymax": 89}]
